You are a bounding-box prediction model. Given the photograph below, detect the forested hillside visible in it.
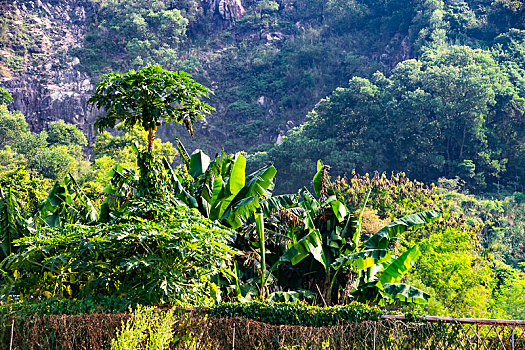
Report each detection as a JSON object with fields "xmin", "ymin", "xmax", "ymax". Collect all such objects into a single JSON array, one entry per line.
[
  {"xmin": 70, "ymin": 0, "xmax": 420, "ymax": 152},
  {"xmin": 1, "ymin": 0, "xmax": 420, "ymax": 151},
  {"xmin": 250, "ymin": 0, "xmax": 525, "ymax": 196}
]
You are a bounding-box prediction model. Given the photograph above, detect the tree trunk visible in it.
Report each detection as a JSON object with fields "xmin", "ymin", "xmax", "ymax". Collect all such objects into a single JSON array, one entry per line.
[{"xmin": 147, "ymin": 128, "xmax": 155, "ymax": 152}]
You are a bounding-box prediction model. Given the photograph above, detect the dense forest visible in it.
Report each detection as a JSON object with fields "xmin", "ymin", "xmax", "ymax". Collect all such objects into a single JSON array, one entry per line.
[{"xmin": 1, "ymin": 0, "xmax": 525, "ymax": 323}]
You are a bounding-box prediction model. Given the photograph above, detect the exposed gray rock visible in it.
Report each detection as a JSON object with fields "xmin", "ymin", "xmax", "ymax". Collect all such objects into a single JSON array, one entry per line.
[
  {"xmin": 1, "ymin": 0, "xmax": 101, "ymax": 140},
  {"xmin": 261, "ymin": 31, "xmax": 286, "ymax": 42},
  {"xmin": 218, "ymin": 0, "xmax": 245, "ymax": 20},
  {"xmin": 204, "ymin": 0, "xmax": 245, "ymax": 24}
]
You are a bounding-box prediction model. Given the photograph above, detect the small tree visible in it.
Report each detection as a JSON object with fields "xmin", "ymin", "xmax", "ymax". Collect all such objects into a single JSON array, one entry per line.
[
  {"xmin": 88, "ymin": 65, "xmax": 214, "ymax": 152},
  {"xmin": 0, "ymin": 87, "xmax": 13, "ymax": 106}
]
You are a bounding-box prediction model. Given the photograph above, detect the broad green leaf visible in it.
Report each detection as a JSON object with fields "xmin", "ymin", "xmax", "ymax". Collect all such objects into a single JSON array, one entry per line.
[
  {"xmin": 130, "ymin": 141, "xmax": 139, "ymax": 155},
  {"xmin": 271, "ymin": 229, "xmax": 326, "ymax": 271},
  {"xmin": 333, "ymin": 249, "xmax": 390, "ymax": 270},
  {"xmin": 299, "ymin": 188, "xmax": 320, "ymax": 230},
  {"xmin": 243, "ymin": 164, "xmax": 277, "ymax": 197},
  {"xmin": 313, "ymin": 160, "xmax": 324, "ymax": 197},
  {"xmin": 189, "ymin": 150, "xmax": 210, "ymax": 178},
  {"xmin": 316, "ymin": 159, "xmax": 323, "ymax": 172},
  {"xmin": 259, "ymin": 194, "xmax": 300, "ymax": 218},
  {"xmin": 226, "ymin": 153, "xmax": 246, "ymax": 196},
  {"xmin": 223, "ymin": 196, "xmax": 259, "ymax": 229},
  {"xmin": 381, "ymin": 283, "xmax": 430, "ymax": 304},
  {"xmin": 363, "ymin": 210, "xmax": 442, "ymax": 249},
  {"xmin": 378, "ymin": 246, "xmax": 420, "ymax": 285},
  {"xmin": 208, "ymin": 176, "xmax": 226, "ymax": 220},
  {"xmin": 329, "ymin": 199, "xmax": 347, "ymax": 222}
]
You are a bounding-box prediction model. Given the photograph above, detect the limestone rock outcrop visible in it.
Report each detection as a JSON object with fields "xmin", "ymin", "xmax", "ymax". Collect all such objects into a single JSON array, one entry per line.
[
  {"xmin": 218, "ymin": 0, "xmax": 245, "ymax": 20},
  {"xmin": 0, "ymin": 0, "xmax": 100, "ymax": 139},
  {"xmin": 204, "ymin": 0, "xmax": 245, "ymax": 23}
]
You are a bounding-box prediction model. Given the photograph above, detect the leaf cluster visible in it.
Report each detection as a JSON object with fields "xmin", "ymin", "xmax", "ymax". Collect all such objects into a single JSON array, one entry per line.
[
  {"xmin": 1, "ymin": 203, "xmax": 236, "ymax": 306},
  {"xmin": 89, "ymin": 65, "xmax": 214, "ymax": 134}
]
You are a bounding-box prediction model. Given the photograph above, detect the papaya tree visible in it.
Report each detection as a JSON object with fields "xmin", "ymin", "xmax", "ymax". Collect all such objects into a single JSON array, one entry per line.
[
  {"xmin": 88, "ymin": 65, "xmax": 214, "ymax": 198},
  {"xmin": 88, "ymin": 65, "xmax": 214, "ymax": 152}
]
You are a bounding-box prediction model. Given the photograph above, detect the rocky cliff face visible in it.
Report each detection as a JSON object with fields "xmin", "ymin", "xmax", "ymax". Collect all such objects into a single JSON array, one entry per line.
[
  {"xmin": 0, "ymin": 0, "xmax": 245, "ymax": 142},
  {"xmin": 203, "ymin": 0, "xmax": 245, "ymax": 23},
  {"xmin": 0, "ymin": 0, "xmax": 100, "ymax": 139}
]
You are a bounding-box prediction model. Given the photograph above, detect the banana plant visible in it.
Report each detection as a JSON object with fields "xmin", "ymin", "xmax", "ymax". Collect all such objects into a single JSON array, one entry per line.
[
  {"xmin": 36, "ymin": 174, "xmax": 99, "ymax": 228},
  {"xmin": 183, "ymin": 149, "xmax": 298, "ymax": 229},
  {"xmin": 0, "ymin": 188, "xmax": 29, "ymax": 258},
  {"xmin": 98, "ymin": 164, "xmax": 138, "ymax": 223},
  {"xmin": 266, "ymin": 160, "xmax": 441, "ymax": 305}
]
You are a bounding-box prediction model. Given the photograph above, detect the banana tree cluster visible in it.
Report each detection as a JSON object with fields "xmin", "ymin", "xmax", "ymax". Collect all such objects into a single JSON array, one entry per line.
[
  {"xmin": 36, "ymin": 174, "xmax": 99, "ymax": 228},
  {"xmin": 171, "ymin": 146, "xmax": 298, "ymax": 230},
  {"xmin": 261, "ymin": 161, "xmax": 441, "ymax": 306}
]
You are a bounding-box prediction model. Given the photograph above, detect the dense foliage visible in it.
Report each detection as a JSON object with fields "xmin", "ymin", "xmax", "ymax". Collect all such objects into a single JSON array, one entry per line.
[
  {"xmin": 209, "ymin": 301, "xmax": 382, "ymax": 326},
  {"xmin": 88, "ymin": 65, "xmax": 214, "ymax": 152},
  {"xmin": 1, "ymin": 0, "xmax": 525, "ymax": 323},
  {"xmin": 1, "ymin": 200, "xmax": 236, "ymax": 306},
  {"xmin": 336, "ymin": 171, "xmax": 525, "ymax": 319},
  {"xmin": 259, "ymin": 45, "xmax": 525, "ymax": 194},
  {"xmin": 0, "ymin": 103, "xmax": 90, "ymax": 180}
]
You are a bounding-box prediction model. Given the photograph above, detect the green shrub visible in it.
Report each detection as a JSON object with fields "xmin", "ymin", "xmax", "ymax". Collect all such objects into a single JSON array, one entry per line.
[
  {"xmin": 209, "ymin": 301, "xmax": 383, "ymax": 326},
  {"xmin": 111, "ymin": 305, "xmax": 177, "ymax": 350},
  {"xmin": 1, "ymin": 202, "xmax": 237, "ymax": 307}
]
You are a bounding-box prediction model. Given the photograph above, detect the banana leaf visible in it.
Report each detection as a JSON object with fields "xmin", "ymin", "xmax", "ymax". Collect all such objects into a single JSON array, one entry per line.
[
  {"xmin": 162, "ymin": 157, "xmax": 198, "ymax": 208},
  {"xmin": 333, "ymin": 249, "xmax": 391, "ymax": 270},
  {"xmin": 362, "ymin": 210, "xmax": 442, "ymax": 249},
  {"xmin": 209, "ymin": 153, "xmax": 246, "ymax": 221},
  {"xmin": 298, "ymin": 188, "xmax": 320, "ymax": 230},
  {"xmin": 174, "ymin": 137, "xmax": 191, "ymax": 169},
  {"xmin": 270, "ymin": 228, "xmax": 327, "ymax": 273},
  {"xmin": 313, "ymin": 160, "xmax": 324, "ymax": 197},
  {"xmin": 378, "ymin": 246, "xmax": 420, "ymax": 285},
  {"xmin": 381, "ymin": 283, "xmax": 430, "ymax": 304},
  {"xmin": 189, "ymin": 150, "xmax": 210, "ymax": 178},
  {"xmin": 219, "ymin": 163, "xmax": 278, "ymax": 228},
  {"xmin": 38, "ymin": 174, "xmax": 99, "ymax": 228},
  {"xmin": 259, "ymin": 194, "xmax": 300, "ymax": 217},
  {"xmin": 0, "ymin": 188, "xmax": 28, "ymax": 257}
]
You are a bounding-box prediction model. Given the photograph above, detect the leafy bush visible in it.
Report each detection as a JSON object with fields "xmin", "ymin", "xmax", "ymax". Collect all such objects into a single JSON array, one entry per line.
[
  {"xmin": 335, "ymin": 172, "xmax": 496, "ymax": 317},
  {"xmin": 209, "ymin": 301, "xmax": 382, "ymax": 326},
  {"xmin": 111, "ymin": 305, "xmax": 177, "ymax": 350},
  {"xmin": 1, "ymin": 201, "xmax": 237, "ymax": 306}
]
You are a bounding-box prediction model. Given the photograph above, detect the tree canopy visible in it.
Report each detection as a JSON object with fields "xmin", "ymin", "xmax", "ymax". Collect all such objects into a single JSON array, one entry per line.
[
  {"xmin": 89, "ymin": 65, "xmax": 214, "ymax": 151},
  {"xmin": 259, "ymin": 45, "xmax": 525, "ymax": 194}
]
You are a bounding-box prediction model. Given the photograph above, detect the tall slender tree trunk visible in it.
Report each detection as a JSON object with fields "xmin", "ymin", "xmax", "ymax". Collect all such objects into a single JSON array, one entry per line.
[{"xmin": 147, "ymin": 128, "xmax": 155, "ymax": 152}]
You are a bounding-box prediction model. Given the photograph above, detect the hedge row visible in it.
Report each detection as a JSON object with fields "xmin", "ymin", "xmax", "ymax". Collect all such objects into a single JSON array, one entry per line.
[{"xmin": 209, "ymin": 301, "xmax": 383, "ymax": 326}]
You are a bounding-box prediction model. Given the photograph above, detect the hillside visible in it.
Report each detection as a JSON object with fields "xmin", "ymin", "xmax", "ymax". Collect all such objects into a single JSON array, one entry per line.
[
  {"xmin": 252, "ymin": 0, "xmax": 525, "ymax": 195},
  {"xmin": 2, "ymin": 1, "xmax": 524, "ymax": 193},
  {"xmin": 1, "ymin": 0, "xmax": 417, "ymax": 152}
]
